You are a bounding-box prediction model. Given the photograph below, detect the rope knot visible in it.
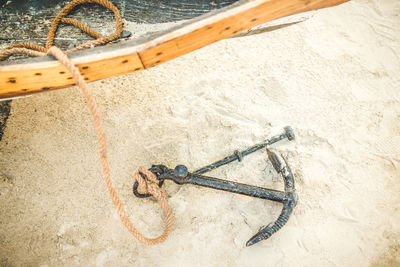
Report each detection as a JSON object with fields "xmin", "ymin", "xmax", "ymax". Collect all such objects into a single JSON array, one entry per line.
[{"xmin": 134, "ymin": 166, "xmax": 165, "ymax": 198}]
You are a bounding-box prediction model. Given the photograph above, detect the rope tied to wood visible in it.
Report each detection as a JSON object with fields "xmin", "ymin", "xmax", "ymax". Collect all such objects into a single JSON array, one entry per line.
[{"xmin": 0, "ymin": 0, "xmax": 173, "ymax": 245}]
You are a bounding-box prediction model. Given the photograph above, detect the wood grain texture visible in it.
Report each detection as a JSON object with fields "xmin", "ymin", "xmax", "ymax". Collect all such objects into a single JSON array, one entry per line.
[
  {"xmin": 0, "ymin": 0, "xmax": 349, "ymax": 99},
  {"xmin": 0, "ymin": 53, "xmax": 143, "ymax": 98}
]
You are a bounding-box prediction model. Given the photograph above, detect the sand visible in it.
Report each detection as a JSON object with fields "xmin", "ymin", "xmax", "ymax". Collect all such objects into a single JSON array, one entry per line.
[{"xmin": 1, "ymin": 0, "xmax": 400, "ymax": 266}]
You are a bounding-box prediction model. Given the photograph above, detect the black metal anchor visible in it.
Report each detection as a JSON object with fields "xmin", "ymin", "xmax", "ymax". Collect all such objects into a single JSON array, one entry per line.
[{"xmin": 133, "ymin": 126, "xmax": 298, "ymax": 246}]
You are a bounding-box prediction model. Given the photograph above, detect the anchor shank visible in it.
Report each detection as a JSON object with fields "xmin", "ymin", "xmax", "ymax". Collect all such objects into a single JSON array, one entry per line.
[{"xmin": 165, "ymin": 173, "xmax": 287, "ymax": 203}]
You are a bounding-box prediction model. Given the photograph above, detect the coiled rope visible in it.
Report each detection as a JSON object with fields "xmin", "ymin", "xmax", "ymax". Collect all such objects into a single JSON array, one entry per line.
[{"xmin": 0, "ymin": 0, "xmax": 173, "ymax": 245}]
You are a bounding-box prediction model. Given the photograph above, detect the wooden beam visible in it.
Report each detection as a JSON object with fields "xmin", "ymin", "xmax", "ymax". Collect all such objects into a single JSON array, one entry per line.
[{"xmin": 0, "ymin": 0, "xmax": 348, "ymax": 99}]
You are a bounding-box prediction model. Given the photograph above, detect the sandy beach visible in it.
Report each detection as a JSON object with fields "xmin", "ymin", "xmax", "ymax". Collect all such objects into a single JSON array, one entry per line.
[{"xmin": 0, "ymin": 0, "xmax": 399, "ymax": 266}]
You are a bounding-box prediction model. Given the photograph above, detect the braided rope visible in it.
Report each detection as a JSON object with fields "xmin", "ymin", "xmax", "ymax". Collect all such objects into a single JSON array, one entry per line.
[
  {"xmin": 0, "ymin": 0, "xmax": 173, "ymax": 245},
  {"xmin": 0, "ymin": 0, "xmax": 123, "ymax": 60}
]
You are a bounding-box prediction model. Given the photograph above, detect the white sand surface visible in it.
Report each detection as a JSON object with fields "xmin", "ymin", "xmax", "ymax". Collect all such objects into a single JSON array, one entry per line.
[{"xmin": 1, "ymin": 0, "xmax": 399, "ymax": 266}]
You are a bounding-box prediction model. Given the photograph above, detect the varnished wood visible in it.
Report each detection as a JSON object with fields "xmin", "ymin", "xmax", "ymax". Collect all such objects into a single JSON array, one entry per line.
[
  {"xmin": 0, "ymin": 54, "xmax": 143, "ymax": 98},
  {"xmin": 0, "ymin": 0, "xmax": 348, "ymax": 99}
]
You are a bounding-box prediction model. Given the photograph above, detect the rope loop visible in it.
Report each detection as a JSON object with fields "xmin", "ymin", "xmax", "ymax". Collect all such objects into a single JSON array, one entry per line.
[
  {"xmin": 0, "ymin": 0, "xmax": 123, "ymax": 60},
  {"xmin": 47, "ymin": 0, "xmax": 123, "ymax": 52}
]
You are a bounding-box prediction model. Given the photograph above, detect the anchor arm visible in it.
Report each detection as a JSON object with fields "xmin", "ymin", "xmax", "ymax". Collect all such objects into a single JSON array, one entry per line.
[
  {"xmin": 246, "ymin": 152, "xmax": 298, "ymax": 246},
  {"xmin": 246, "ymin": 193, "xmax": 297, "ymax": 246}
]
